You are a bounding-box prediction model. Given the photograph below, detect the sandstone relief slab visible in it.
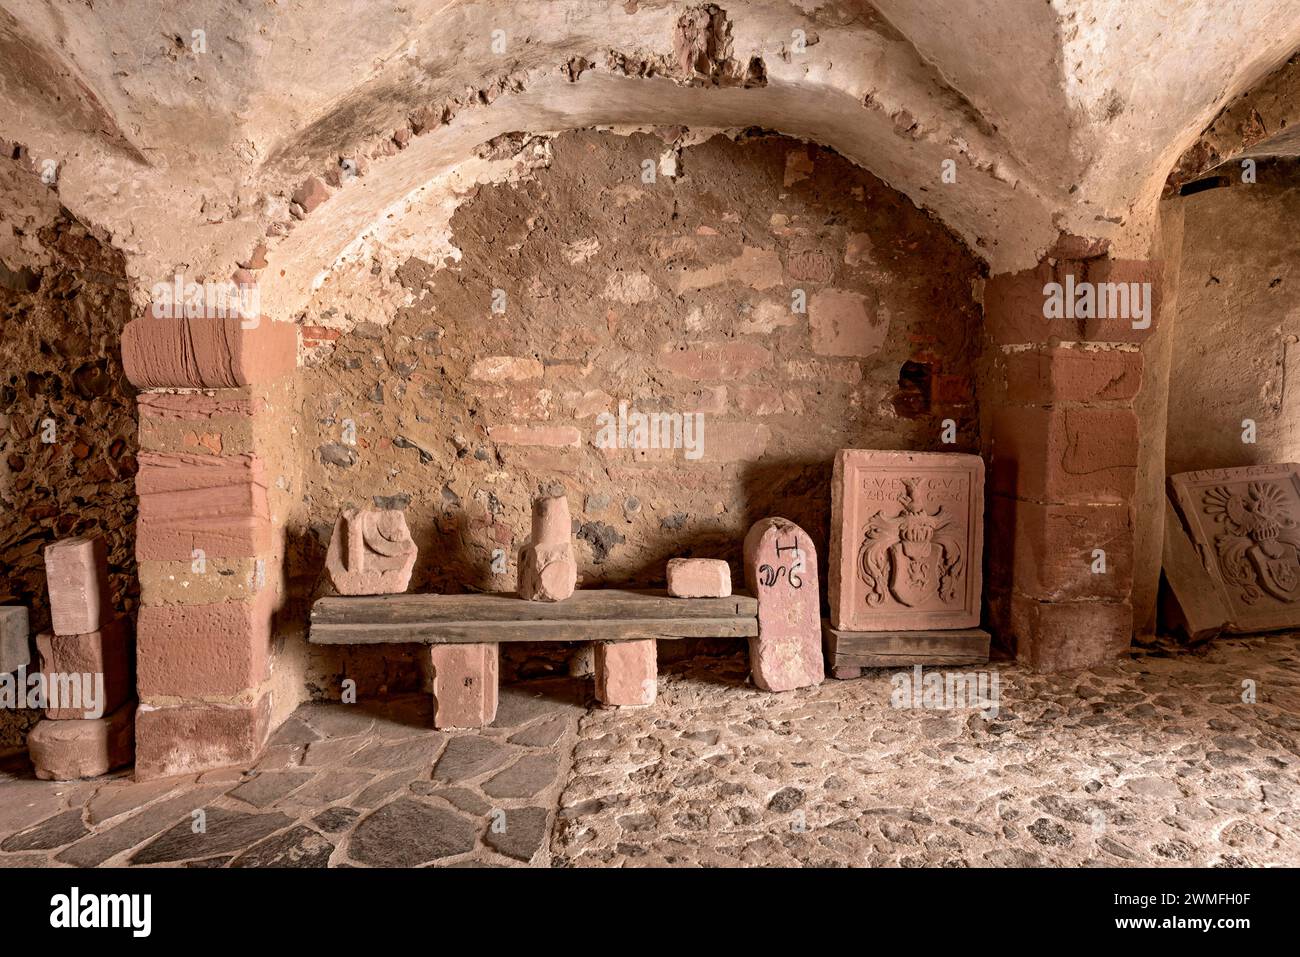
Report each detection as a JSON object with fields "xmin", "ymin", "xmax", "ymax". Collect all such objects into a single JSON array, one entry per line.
[
  {"xmin": 829, "ymin": 450, "xmax": 984, "ymax": 631},
  {"xmin": 1168, "ymin": 464, "xmax": 1300, "ymax": 634}
]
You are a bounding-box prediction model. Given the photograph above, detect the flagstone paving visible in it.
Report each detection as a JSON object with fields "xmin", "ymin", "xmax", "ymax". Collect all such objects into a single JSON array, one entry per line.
[{"xmin": 1, "ymin": 636, "xmax": 1298, "ymax": 868}]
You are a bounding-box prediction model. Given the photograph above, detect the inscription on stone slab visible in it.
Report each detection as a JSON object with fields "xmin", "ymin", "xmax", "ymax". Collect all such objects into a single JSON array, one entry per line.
[
  {"xmin": 1169, "ymin": 464, "xmax": 1300, "ymax": 633},
  {"xmin": 830, "ymin": 450, "xmax": 984, "ymax": 631},
  {"xmin": 743, "ymin": 517, "xmax": 823, "ymax": 692}
]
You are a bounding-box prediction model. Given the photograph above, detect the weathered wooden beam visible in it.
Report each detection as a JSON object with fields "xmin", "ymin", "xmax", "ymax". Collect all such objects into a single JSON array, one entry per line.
[
  {"xmin": 310, "ymin": 588, "xmax": 759, "ymax": 645},
  {"xmin": 822, "ymin": 622, "xmax": 991, "ymax": 669}
]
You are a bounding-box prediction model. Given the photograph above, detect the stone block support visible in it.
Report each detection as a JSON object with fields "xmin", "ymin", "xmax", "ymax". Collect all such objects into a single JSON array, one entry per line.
[
  {"xmin": 28, "ymin": 702, "xmax": 135, "ymax": 781},
  {"xmin": 35, "ymin": 618, "xmax": 133, "ymax": 719},
  {"xmin": 594, "ymin": 639, "xmax": 657, "ymax": 707},
  {"xmin": 43, "ymin": 536, "xmax": 114, "ymax": 636},
  {"xmin": 430, "ymin": 643, "xmax": 500, "ymax": 728},
  {"xmin": 135, "ymin": 698, "xmax": 271, "ymax": 780},
  {"xmin": 984, "ymin": 251, "xmax": 1159, "ymax": 671}
]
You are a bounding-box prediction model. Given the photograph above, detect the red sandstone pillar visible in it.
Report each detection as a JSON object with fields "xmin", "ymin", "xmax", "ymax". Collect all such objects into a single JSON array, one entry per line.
[
  {"xmin": 122, "ymin": 293, "xmax": 298, "ymax": 778},
  {"xmin": 984, "ymin": 252, "xmax": 1158, "ymax": 671}
]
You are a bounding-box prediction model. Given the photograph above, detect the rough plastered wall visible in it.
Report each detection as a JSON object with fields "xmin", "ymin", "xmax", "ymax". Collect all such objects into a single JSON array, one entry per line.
[
  {"xmin": 0, "ymin": 161, "xmax": 137, "ymax": 749},
  {"xmin": 1165, "ymin": 166, "xmax": 1300, "ymax": 477},
  {"xmin": 290, "ymin": 129, "xmax": 983, "ymax": 686}
]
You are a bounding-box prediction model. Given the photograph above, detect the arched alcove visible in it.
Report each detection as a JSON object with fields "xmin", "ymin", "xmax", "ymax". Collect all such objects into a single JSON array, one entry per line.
[{"xmin": 289, "ymin": 126, "xmax": 986, "ymax": 689}]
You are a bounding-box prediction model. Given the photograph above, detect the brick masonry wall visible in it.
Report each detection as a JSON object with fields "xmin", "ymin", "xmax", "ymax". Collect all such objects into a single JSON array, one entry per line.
[{"xmin": 293, "ymin": 130, "xmax": 984, "ymax": 685}]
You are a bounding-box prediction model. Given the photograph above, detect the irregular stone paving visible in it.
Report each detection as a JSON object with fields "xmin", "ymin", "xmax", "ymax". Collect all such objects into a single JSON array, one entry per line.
[
  {"xmin": 0, "ymin": 679, "xmax": 586, "ymax": 867},
  {"xmin": 1, "ymin": 636, "xmax": 1298, "ymax": 867},
  {"xmin": 555, "ymin": 635, "xmax": 1300, "ymax": 867}
]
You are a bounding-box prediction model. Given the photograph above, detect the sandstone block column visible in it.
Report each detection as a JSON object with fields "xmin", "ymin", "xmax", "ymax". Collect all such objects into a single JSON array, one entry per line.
[
  {"xmin": 985, "ymin": 253, "xmax": 1155, "ymax": 671},
  {"xmin": 123, "ymin": 291, "xmax": 299, "ymax": 778}
]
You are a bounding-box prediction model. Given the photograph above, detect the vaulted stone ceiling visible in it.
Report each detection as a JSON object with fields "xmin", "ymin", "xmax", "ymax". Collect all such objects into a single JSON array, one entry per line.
[{"xmin": 2, "ymin": 0, "xmax": 1299, "ymax": 317}]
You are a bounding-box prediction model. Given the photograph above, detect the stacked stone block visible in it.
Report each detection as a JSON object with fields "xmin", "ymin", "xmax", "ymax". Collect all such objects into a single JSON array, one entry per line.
[
  {"xmin": 984, "ymin": 250, "xmax": 1155, "ymax": 671},
  {"xmin": 27, "ymin": 535, "xmax": 135, "ymax": 779},
  {"xmin": 122, "ymin": 290, "xmax": 299, "ymax": 778}
]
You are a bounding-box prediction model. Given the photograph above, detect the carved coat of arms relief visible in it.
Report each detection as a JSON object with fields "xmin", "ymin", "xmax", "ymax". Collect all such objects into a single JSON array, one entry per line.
[
  {"xmin": 857, "ymin": 476, "xmax": 966, "ymax": 610},
  {"xmin": 1202, "ymin": 481, "xmax": 1300, "ymax": 604},
  {"xmin": 829, "ymin": 450, "xmax": 984, "ymax": 632}
]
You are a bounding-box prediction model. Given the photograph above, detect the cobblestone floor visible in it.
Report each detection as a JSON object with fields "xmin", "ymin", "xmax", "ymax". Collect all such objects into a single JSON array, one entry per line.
[{"xmin": 1, "ymin": 634, "xmax": 1297, "ymax": 867}]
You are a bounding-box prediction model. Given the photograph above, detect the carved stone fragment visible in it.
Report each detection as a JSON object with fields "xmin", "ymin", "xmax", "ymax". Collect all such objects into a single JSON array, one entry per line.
[{"xmin": 325, "ymin": 509, "xmax": 417, "ymax": 596}]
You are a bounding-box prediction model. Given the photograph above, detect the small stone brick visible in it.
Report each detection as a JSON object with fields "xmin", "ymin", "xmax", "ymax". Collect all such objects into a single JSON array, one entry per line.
[
  {"xmin": 658, "ymin": 341, "xmax": 771, "ymax": 380},
  {"xmin": 430, "ymin": 644, "xmax": 499, "ymax": 728},
  {"xmin": 700, "ymin": 422, "xmax": 771, "ymax": 462},
  {"xmin": 44, "ymin": 536, "xmax": 113, "ymax": 636},
  {"xmin": 0, "ymin": 606, "xmax": 30, "ymax": 674},
  {"xmin": 734, "ymin": 386, "xmax": 783, "ymax": 416},
  {"xmin": 134, "ymin": 696, "xmax": 272, "ymax": 780},
  {"xmin": 810, "ymin": 288, "xmax": 885, "ymax": 357},
  {"xmin": 28, "ymin": 701, "xmax": 135, "ymax": 781},
  {"xmin": 291, "ymin": 176, "xmax": 331, "ymax": 214},
  {"xmin": 594, "ymin": 639, "xmax": 657, "ymax": 707},
  {"xmin": 469, "ymin": 356, "xmax": 543, "ymax": 381},
  {"xmin": 489, "ymin": 425, "xmax": 581, "ymax": 447},
  {"xmin": 36, "ymin": 618, "xmax": 133, "ymax": 719},
  {"xmin": 666, "ymin": 558, "xmax": 731, "ymax": 598}
]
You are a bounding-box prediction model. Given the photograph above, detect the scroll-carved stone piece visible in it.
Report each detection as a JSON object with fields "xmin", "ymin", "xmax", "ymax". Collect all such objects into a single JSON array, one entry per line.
[
  {"xmin": 518, "ymin": 494, "xmax": 576, "ymax": 602},
  {"xmin": 325, "ymin": 509, "xmax": 417, "ymax": 596}
]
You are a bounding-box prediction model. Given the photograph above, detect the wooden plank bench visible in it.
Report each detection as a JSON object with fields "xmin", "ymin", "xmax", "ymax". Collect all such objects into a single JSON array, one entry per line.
[{"xmin": 310, "ymin": 589, "xmax": 759, "ymax": 727}]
